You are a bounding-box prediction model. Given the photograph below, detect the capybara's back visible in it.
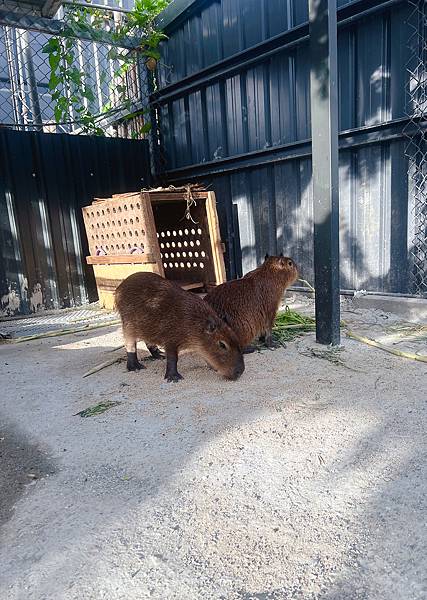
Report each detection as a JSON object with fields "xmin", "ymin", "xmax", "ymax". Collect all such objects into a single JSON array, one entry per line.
[
  {"xmin": 115, "ymin": 272, "xmax": 244, "ymax": 381},
  {"xmin": 205, "ymin": 255, "xmax": 298, "ymax": 348}
]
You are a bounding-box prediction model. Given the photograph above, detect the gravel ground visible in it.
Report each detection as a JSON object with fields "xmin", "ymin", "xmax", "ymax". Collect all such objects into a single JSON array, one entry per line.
[{"xmin": 0, "ymin": 301, "xmax": 426, "ymax": 600}]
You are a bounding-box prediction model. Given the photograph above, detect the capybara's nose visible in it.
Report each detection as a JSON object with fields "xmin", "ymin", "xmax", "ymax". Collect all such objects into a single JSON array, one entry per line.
[{"xmin": 232, "ymin": 362, "xmax": 245, "ymax": 380}]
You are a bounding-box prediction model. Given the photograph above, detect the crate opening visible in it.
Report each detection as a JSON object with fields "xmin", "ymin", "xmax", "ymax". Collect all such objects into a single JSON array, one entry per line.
[{"xmin": 152, "ymin": 198, "xmax": 215, "ymax": 289}]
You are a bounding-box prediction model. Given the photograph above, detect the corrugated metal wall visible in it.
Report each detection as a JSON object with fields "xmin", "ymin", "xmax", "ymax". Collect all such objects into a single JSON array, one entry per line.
[
  {"xmin": 152, "ymin": 0, "xmax": 416, "ymax": 293},
  {"xmin": 0, "ymin": 129, "xmax": 150, "ymax": 316}
]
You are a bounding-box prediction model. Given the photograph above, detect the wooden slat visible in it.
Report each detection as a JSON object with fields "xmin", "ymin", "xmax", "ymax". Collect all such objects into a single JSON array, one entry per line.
[
  {"xmin": 180, "ymin": 281, "xmax": 204, "ymax": 290},
  {"xmin": 112, "ymin": 192, "xmax": 139, "ymax": 198},
  {"xmin": 149, "ymin": 192, "xmax": 209, "ymax": 202},
  {"xmin": 86, "ymin": 254, "xmax": 156, "ymax": 265},
  {"xmin": 141, "ymin": 192, "xmax": 165, "ymax": 277},
  {"xmin": 206, "ymin": 191, "xmax": 226, "ymax": 284}
]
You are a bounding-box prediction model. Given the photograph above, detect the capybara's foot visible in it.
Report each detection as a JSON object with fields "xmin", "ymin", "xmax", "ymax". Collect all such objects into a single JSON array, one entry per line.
[
  {"xmin": 126, "ymin": 351, "xmax": 145, "ymax": 371},
  {"xmin": 147, "ymin": 346, "xmax": 165, "ymax": 360},
  {"xmin": 243, "ymin": 345, "xmax": 257, "ymax": 354},
  {"xmin": 260, "ymin": 333, "xmax": 281, "ymax": 350},
  {"xmin": 165, "ymin": 371, "xmax": 184, "ymax": 383},
  {"xmin": 264, "ymin": 339, "xmax": 281, "ymax": 350}
]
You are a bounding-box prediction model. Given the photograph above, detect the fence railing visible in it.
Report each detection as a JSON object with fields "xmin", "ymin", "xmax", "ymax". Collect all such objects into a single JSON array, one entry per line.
[
  {"xmin": 404, "ymin": 0, "xmax": 427, "ymax": 297},
  {"xmin": 0, "ymin": 2, "xmax": 151, "ymax": 138}
]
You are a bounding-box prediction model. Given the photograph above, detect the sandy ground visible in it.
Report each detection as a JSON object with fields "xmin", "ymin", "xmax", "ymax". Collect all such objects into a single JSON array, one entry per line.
[{"xmin": 0, "ymin": 300, "xmax": 426, "ymax": 600}]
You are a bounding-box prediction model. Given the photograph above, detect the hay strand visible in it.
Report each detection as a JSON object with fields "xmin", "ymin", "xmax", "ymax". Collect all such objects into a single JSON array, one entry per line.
[
  {"xmin": 345, "ymin": 327, "xmax": 427, "ymax": 363},
  {"xmin": 3, "ymin": 319, "xmax": 121, "ymax": 344},
  {"xmin": 82, "ymin": 356, "xmax": 124, "ymax": 378}
]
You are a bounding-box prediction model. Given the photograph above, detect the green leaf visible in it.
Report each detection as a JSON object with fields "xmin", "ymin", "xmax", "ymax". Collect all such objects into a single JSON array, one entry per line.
[
  {"xmin": 42, "ymin": 37, "xmax": 60, "ymax": 54},
  {"xmin": 65, "ymin": 51, "xmax": 74, "ymax": 66},
  {"xmin": 140, "ymin": 122, "xmax": 152, "ymax": 134},
  {"xmin": 144, "ymin": 49, "xmax": 161, "ymax": 60},
  {"xmin": 82, "ymin": 88, "xmax": 95, "ymax": 102},
  {"xmin": 48, "ymin": 74, "xmax": 61, "ymax": 91},
  {"xmin": 48, "ymin": 52, "xmax": 61, "ymax": 72},
  {"xmin": 54, "ymin": 105, "xmax": 63, "ymax": 123}
]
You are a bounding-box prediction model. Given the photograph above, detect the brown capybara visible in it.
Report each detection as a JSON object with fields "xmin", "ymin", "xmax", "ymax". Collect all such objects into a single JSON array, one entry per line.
[
  {"xmin": 114, "ymin": 272, "xmax": 244, "ymax": 382},
  {"xmin": 205, "ymin": 254, "xmax": 298, "ymax": 350}
]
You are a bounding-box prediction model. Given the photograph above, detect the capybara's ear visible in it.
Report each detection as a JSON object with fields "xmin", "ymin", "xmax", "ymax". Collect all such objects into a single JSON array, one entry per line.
[
  {"xmin": 205, "ymin": 317, "xmax": 218, "ymax": 334},
  {"xmin": 264, "ymin": 253, "xmax": 269, "ymax": 261},
  {"xmin": 279, "ymin": 252, "xmax": 284, "ymax": 257}
]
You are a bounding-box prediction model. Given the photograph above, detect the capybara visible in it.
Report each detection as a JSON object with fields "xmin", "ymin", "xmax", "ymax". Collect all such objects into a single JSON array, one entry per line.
[
  {"xmin": 114, "ymin": 272, "xmax": 245, "ymax": 382},
  {"xmin": 205, "ymin": 254, "xmax": 298, "ymax": 350}
]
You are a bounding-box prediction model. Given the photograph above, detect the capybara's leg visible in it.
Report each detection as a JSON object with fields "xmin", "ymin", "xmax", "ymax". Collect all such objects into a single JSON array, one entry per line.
[
  {"xmin": 147, "ymin": 345, "xmax": 164, "ymax": 360},
  {"xmin": 261, "ymin": 331, "xmax": 281, "ymax": 349},
  {"xmin": 124, "ymin": 336, "xmax": 145, "ymax": 371},
  {"xmin": 164, "ymin": 347, "xmax": 183, "ymax": 383}
]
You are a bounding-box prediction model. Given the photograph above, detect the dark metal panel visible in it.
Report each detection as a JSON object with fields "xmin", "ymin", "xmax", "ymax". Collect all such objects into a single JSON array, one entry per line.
[
  {"xmin": 200, "ymin": 0, "xmax": 223, "ymax": 66},
  {"xmin": 244, "ymin": 166, "xmax": 272, "ymax": 264},
  {"xmin": 293, "ymin": 0, "xmax": 309, "ymax": 27},
  {"xmin": 229, "ymin": 170, "xmax": 255, "ymax": 273},
  {"xmin": 188, "ymin": 89, "xmax": 206, "ymax": 164},
  {"xmin": 269, "ymin": 51, "xmax": 297, "ymax": 145},
  {"xmin": 2, "ymin": 129, "xmax": 54, "ymax": 312},
  {"xmin": 356, "ymin": 12, "xmax": 391, "ymax": 127},
  {"xmin": 205, "ymin": 81, "xmax": 226, "ymax": 160},
  {"xmin": 183, "ymin": 10, "xmax": 203, "ymax": 76},
  {"xmin": 295, "ymin": 44, "xmax": 311, "ymax": 141},
  {"xmin": 267, "ymin": 0, "xmax": 291, "ymax": 38},
  {"xmin": 222, "ymin": 0, "xmax": 242, "ymax": 58},
  {"xmin": 240, "ymin": 0, "xmax": 264, "ymax": 49},
  {"xmin": 389, "ymin": 2, "xmax": 411, "ymax": 120},
  {"xmin": 274, "ymin": 158, "xmax": 314, "ymax": 283},
  {"xmin": 172, "ymin": 96, "xmax": 191, "ymax": 167},
  {"xmin": 225, "ymin": 73, "xmax": 246, "ymax": 156},
  {"xmin": 246, "ymin": 64, "xmax": 269, "ymax": 152},
  {"xmin": 186, "ymin": 139, "xmax": 408, "ymax": 294},
  {"xmin": 338, "ymin": 27, "xmax": 356, "ymax": 131},
  {"xmin": 0, "ymin": 131, "xmax": 151, "ymax": 315},
  {"xmin": 156, "ymin": 0, "xmax": 416, "ymax": 297},
  {"xmin": 35, "ymin": 132, "xmax": 76, "ymax": 307},
  {"xmin": 0, "ymin": 133, "xmax": 26, "ymax": 316},
  {"xmin": 164, "ymin": 118, "xmax": 422, "ymax": 181}
]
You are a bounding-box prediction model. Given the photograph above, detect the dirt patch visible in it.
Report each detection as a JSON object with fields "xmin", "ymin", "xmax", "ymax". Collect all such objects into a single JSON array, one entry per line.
[{"xmin": 0, "ymin": 300, "xmax": 426, "ymax": 599}]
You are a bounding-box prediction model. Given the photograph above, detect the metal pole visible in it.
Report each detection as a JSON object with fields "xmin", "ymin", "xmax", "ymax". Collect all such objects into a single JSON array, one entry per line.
[
  {"xmin": 309, "ymin": 0, "xmax": 340, "ymax": 345},
  {"xmin": 20, "ymin": 29, "xmax": 43, "ymax": 131}
]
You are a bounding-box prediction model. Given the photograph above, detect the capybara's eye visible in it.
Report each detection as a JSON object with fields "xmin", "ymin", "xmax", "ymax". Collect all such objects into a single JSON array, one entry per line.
[
  {"xmin": 218, "ymin": 340, "xmax": 228, "ymax": 351},
  {"xmin": 287, "ymin": 260, "xmax": 293, "ymax": 267}
]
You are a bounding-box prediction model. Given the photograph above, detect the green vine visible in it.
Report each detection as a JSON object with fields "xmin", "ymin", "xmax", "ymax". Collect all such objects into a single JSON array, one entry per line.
[{"xmin": 42, "ymin": 0, "xmax": 169, "ymax": 136}]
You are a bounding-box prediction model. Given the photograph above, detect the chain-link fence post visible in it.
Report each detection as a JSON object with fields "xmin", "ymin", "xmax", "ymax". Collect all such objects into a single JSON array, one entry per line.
[{"xmin": 404, "ymin": 0, "xmax": 427, "ymax": 297}]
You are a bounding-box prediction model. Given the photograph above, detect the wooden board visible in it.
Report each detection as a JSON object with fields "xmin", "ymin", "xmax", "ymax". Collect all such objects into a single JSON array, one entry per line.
[
  {"xmin": 86, "ymin": 254, "xmax": 156, "ymax": 265},
  {"xmin": 92, "ymin": 262, "xmax": 162, "ymax": 310},
  {"xmin": 149, "ymin": 192, "xmax": 209, "ymax": 202},
  {"xmin": 206, "ymin": 191, "xmax": 226, "ymax": 284}
]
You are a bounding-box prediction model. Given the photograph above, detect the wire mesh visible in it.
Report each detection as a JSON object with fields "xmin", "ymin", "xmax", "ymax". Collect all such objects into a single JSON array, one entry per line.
[
  {"xmin": 404, "ymin": 0, "xmax": 427, "ymax": 297},
  {"xmin": 0, "ymin": 1, "xmax": 151, "ymax": 138}
]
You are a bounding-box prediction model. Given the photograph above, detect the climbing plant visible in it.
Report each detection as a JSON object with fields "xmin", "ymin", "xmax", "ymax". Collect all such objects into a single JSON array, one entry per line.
[{"xmin": 42, "ymin": 0, "xmax": 169, "ymax": 135}]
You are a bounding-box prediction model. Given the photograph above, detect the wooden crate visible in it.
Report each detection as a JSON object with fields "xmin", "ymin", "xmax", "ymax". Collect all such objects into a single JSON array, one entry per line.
[{"xmin": 82, "ymin": 189, "xmax": 226, "ymax": 309}]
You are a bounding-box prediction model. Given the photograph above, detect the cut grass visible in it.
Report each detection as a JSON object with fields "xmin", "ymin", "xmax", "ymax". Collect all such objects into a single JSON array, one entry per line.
[
  {"xmin": 74, "ymin": 401, "xmax": 121, "ymax": 418},
  {"xmin": 272, "ymin": 307, "xmax": 316, "ymax": 344}
]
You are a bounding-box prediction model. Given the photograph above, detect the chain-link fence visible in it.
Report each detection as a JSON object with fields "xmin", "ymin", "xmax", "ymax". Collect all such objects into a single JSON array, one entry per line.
[
  {"xmin": 405, "ymin": 0, "xmax": 427, "ymax": 297},
  {"xmin": 0, "ymin": 1, "xmax": 154, "ymax": 138}
]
